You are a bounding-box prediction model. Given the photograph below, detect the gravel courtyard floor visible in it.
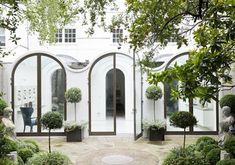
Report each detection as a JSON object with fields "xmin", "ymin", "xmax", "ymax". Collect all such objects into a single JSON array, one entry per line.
[{"xmin": 19, "ymin": 135, "xmax": 217, "ymax": 165}]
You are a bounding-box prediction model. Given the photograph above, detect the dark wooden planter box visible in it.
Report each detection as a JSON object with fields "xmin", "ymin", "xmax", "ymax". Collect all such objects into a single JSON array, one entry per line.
[
  {"xmin": 149, "ymin": 128, "xmax": 165, "ymax": 141},
  {"xmin": 66, "ymin": 127, "xmax": 84, "ymax": 142}
]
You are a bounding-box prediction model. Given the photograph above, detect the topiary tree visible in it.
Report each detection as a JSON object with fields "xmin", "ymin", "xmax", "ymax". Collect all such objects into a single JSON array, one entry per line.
[
  {"xmin": 41, "ymin": 111, "xmax": 63, "ymax": 153},
  {"xmin": 65, "ymin": 87, "xmax": 82, "ymax": 121},
  {"xmin": 220, "ymin": 94, "xmax": 235, "ymax": 114},
  {"xmin": 170, "ymin": 111, "xmax": 197, "ymax": 149},
  {"xmin": 145, "ymin": 85, "xmax": 162, "ymax": 121}
]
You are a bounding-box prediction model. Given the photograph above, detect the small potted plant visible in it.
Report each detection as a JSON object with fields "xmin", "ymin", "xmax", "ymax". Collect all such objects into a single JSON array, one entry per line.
[
  {"xmin": 64, "ymin": 121, "xmax": 87, "ymax": 142},
  {"xmin": 64, "ymin": 87, "xmax": 84, "ymax": 142},
  {"xmin": 145, "ymin": 85, "xmax": 164, "ymax": 141},
  {"xmin": 143, "ymin": 120, "xmax": 166, "ymax": 141}
]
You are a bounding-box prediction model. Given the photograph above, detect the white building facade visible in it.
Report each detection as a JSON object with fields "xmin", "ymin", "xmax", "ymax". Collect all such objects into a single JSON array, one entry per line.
[{"xmin": 0, "ymin": 5, "xmax": 222, "ymax": 138}]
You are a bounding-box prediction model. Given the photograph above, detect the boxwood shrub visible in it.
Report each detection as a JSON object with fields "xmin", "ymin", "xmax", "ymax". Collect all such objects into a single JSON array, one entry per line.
[
  {"xmin": 216, "ymin": 159, "xmax": 235, "ymax": 165},
  {"xmin": 224, "ymin": 136, "xmax": 235, "ymax": 158},
  {"xmin": 206, "ymin": 148, "xmax": 220, "ymax": 165},
  {"xmin": 196, "ymin": 136, "xmax": 217, "ymax": 151},
  {"xmin": 163, "ymin": 146, "xmax": 209, "ymax": 165},
  {"xmin": 27, "ymin": 151, "xmax": 72, "ymax": 165},
  {"xmin": 220, "ymin": 94, "xmax": 235, "ymax": 114},
  {"xmin": 18, "ymin": 147, "xmax": 34, "ymax": 163}
]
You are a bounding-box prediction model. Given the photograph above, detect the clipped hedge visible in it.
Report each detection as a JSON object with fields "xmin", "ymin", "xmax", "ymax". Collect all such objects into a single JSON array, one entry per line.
[
  {"xmin": 163, "ymin": 146, "xmax": 208, "ymax": 165},
  {"xmin": 224, "ymin": 136, "xmax": 235, "ymax": 158},
  {"xmin": 216, "ymin": 159, "xmax": 235, "ymax": 165},
  {"xmin": 196, "ymin": 136, "xmax": 217, "ymax": 151},
  {"xmin": 27, "ymin": 151, "xmax": 72, "ymax": 165},
  {"xmin": 220, "ymin": 94, "xmax": 235, "ymax": 114},
  {"xmin": 18, "ymin": 147, "xmax": 34, "ymax": 163},
  {"xmin": 206, "ymin": 148, "xmax": 220, "ymax": 165}
]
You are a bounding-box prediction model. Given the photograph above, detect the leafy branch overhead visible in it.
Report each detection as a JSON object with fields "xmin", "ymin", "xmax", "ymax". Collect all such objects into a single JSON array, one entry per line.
[
  {"xmin": 124, "ymin": 0, "xmax": 235, "ymax": 104},
  {"xmin": 0, "ymin": 0, "xmax": 115, "ymax": 44}
]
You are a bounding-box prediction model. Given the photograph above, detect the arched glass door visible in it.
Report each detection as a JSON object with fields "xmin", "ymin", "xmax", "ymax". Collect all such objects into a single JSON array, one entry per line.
[
  {"xmin": 12, "ymin": 53, "xmax": 66, "ymax": 135},
  {"xmin": 164, "ymin": 53, "xmax": 218, "ymax": 133},
  {"xmin": 89, "ymin": 53, "xmax": 140, "ymax": 136}
]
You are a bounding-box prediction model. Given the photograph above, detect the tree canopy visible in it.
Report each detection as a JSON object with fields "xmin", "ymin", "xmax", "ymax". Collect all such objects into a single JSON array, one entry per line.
[{"xmin": 123, "ymin": 0, "xmax": 235, "ymax": 104}]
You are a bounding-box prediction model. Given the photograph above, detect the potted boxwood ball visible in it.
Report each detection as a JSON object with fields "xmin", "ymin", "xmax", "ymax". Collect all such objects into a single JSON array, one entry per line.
[
  {"xmin": 64, "ymin": 87, "xmax": 84, "ymax": 142},
  {"xmin": 64, "ymin": 121, "xmax": 87, "ymax": 142},
  {"xmin": 145, "ymin": 85, "xmax": 164, "ymax": 141}
]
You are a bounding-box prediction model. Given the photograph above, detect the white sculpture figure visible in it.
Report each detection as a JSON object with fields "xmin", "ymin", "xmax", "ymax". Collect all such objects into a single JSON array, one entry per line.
[
  {"xmin": 1, "ymin": 107, "xmax": 16, "ymax": 138},
  {"xmin": 219, "ymin": 106, "xmax": 235, "ymax": 145}
]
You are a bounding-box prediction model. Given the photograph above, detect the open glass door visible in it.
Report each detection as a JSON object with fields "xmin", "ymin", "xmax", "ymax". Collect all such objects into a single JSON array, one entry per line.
[
  {"xmin": 134, "ymin": 58, "xmax": 143, "ymax": 140},
  {"xmin": 89, "ymin": 54, "xmax": 116, "ymax": 135}
]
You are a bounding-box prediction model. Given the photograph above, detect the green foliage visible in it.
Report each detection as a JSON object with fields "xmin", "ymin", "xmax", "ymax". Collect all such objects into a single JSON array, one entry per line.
[
  {"xmin": 163, "ymin": 146, "xmax": 209, "ymax": 165},
  {"xmin": 41, "ymin": 111, "xmax": 63, "ymax": 130},
  {"xmin": 206, "ymin": 148, "xmax": 220, "ymax": 165},
  {"xmin": 23, "ymin": 140, "xmax": 40, "ymax": 153},
  {"xmin": 202, "ymin": 144, "xmax": 220, "ymax": 155},
  {"xmin": 0, "ymin": 157, "xmax": 14, "ymax": 165},
  {"xmin": 143, "ymin": 120, "xmax": 166, "ymax": 130},
  {"xmin": 65, "ymin": 87, "xmax": 82, "ymax": 103},
  {"xmin": 0, "ymin": 99, "xmax": 8, "ymax": 116},
  {"xmin": 224, "ymin": 136, "xmax": 235, "ymax": 158},
  {"xmin": 170, "ymin": 111, "xmax": 197, "ymax": 129},
  {"xmin": 18, "ymin": 147, "xmax": 34, "ymax": 163},
  {"xmin": 16, "ymin": 139, "xmax": 40, "ymax": 154},
  {"xmin": 196, "ymin": 136, "xmax": 217, "ymax": 152},
  {"xmin": 145, "ymin": 85, "xmax": 162, "ymax": 101},
  {"xmin": 0, "ymin": 136, "xmax": 17, "ymax": 157},
  {"xmin": 138, "ymin": 0, "xmax": 235, "ymax": 104},
  {"xmin": 216, "ymin": 159, "xmax": 235, "ymax": 165},
  {"xmin": 27, "ymin": 151, "xmax": 72, "ymax": 165},
  {"xmin": 17, "ymin": 155, "xmax": 24, "ymax": 165},
  {"xmin": 64, "ymin": 121, "xmax": 87, "ymax": 132},
  {"xmin": 220, "ymin": 94, "xmax": 235, "ymax": 114}
]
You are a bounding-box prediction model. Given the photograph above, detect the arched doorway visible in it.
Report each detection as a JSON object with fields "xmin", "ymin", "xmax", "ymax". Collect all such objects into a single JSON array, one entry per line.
[
  {"xmin": 88, "ymin": 52, "xmax": 142, "ymax": 136},
  {"xmin": 106, "ymin": 69, "xmax": 125, "ymax": 117},
  {"xmin": 12, "ymin": 53, "xmax": 66, "ymax": 135},
  {"xmin": 164, "ymin": 52, "xmax": 218, "ymax": 134}
]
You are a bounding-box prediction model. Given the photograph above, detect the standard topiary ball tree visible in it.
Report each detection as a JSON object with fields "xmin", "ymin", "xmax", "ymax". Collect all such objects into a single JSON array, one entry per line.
[
  {"xmin": 220, "ymin": 94, "xmax": 235, "ymax": 114},
  {"xmin": 146, "ymin": 85, "xmax": 162, "ymax": 121},
  {"xmin": 65, "ymin": 87, "xmax": 82, "ymax": 121},
  {"xmin": 41, "ymin": 111, "xmax": 63, "ymax": 153},
  {"xmin": 170, "ymin": 111, "xmax": 197, "ymax": 149}
]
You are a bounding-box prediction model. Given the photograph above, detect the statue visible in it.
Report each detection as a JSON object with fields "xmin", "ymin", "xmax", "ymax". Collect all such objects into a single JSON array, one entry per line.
[
  {"xmin": 219, "ymin": 106, "xmax": 235, "ymax": 145},
  {"xmin": 1, "ymin": 107, "xmax": 16, "ymax": 139}
]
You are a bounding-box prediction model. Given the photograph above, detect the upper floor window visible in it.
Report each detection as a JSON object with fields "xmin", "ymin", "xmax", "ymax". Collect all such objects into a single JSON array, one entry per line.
[
  {"xmin": 55, "ymin": 28, "xmax": 76, "ymax": 43},
  {"xmin": 112, "ymin": 28, "xmax": 123, "ymax": 43},
  {"xmin": 0, "ymin": 28, "xmax": 6, "ymax": 46}
]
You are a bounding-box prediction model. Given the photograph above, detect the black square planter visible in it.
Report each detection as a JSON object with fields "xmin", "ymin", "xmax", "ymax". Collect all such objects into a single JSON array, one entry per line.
[
  {"xmin": 66, "ymin": 127, "xmax": 84, "ymax": 142},
  {"xmin": 149, "ymin": 128, "xmax": 165, "ymax": 141}
]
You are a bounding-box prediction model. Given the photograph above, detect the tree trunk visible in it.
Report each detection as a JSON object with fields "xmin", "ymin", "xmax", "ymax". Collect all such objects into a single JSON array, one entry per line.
[
  {"xmin": 74, "ymin": 103, "xmax": 77, "ymax": 121},
  {"xmin": 183, "ymin": 128, "xmax": 186, "ymax": 149},
  {"xmin": 49, "ymin": 129, "xmax": 51, "ymax": 153},
  {"xmin": 153, "ymin": 100, "xmax": 156, "ymax": 122}
]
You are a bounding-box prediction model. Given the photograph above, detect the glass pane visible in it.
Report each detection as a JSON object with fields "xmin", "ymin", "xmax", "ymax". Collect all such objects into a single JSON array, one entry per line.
[
  {"xmin": 165, "ymin": 81, "xmax": 189, "ymax": 131},
  {"xmin": 41, "ymin": 56, "xmax": 65, "ymax": 132},
  {"xmin": 91, "ymin": 55, "xmax": 114, "ymax": 132},
  {"xmin": 115, "ymin": 54, "xmax": 133, "ymax": 134},
  {"xmin": 193, "ymin": 98, "xmax": 217, "ymax": 131},
  {"xmin": 165, "ymin": 54, "xmax": 189, "ymax": 131},
  {"xmin": 14, "ymin": 56, "xmax": 38, "ymax": 133}
]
